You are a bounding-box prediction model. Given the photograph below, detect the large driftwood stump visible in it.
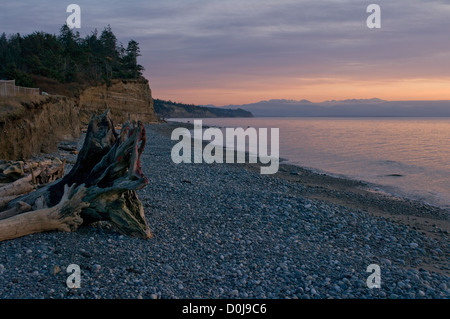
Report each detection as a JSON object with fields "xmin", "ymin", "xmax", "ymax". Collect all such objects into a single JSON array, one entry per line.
[{"xmin": 0, "ymin": 110, "xmax": 151, "ymax": 241}]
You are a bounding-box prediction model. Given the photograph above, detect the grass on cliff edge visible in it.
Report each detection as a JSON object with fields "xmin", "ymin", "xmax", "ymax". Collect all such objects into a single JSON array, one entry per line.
[{"xmin": 0, "ymin": 95, "xmax": 45, "ymax": 124}]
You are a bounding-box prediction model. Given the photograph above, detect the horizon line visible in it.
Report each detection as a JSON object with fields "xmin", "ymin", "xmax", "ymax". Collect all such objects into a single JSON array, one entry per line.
[{"xmin": 154, "ymin": 97, "xmax": 450, "ymax": 108}]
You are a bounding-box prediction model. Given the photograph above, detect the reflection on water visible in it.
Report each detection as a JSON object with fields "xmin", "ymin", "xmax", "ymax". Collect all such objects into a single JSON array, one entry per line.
[{"xmin": 170, "ymin": 117, "xmax": 450, "ymax": 209}]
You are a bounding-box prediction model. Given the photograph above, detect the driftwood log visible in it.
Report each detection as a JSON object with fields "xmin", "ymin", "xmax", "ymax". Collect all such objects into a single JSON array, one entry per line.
[
  {"xmin": 0, "ymin": 110, "xmax": 151, "ymax": 241},
  {"xmin": 0, "ymin": 159, "xmax": 66, "ymax": 208}
]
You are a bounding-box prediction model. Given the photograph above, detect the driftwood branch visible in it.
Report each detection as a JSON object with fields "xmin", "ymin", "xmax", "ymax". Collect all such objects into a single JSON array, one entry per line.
[
  {"xmin": 0, "ymin": 159, "xmax": 66, "ymax": 208},
  {"xmin": 0, "ymin": 184, "xmax": 87, "ymax": 241}
]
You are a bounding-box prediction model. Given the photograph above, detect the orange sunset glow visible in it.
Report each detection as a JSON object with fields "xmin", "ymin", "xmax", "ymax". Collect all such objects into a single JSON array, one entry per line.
[{"xmin": 152, "ymin": 77, "xmax": 450, "ymax": 106}]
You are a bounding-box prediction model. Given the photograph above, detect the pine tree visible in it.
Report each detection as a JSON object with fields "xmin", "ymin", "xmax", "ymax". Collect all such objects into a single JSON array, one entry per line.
[
  {"xmin": 0, "ymin": 25, "xmax": 147, "ymax": 87},
  {"xmin": 122, "ymin": 40, "xmax": 144, "ymax": 79}
]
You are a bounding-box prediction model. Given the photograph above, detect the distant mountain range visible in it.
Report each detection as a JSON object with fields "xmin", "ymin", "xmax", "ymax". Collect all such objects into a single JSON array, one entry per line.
[{"xmin": 217, "ymin": 98, "xmax": 450, "ymax": 117}]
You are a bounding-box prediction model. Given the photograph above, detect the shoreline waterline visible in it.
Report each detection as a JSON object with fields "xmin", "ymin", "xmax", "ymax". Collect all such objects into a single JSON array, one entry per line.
[
  {"xmin": 165, "ymin": 119, "xmax": 449, "ymax": 235},
  {"xmin": 165, "ymin": 119, "xmax": 450, "ymax": 212},
  {"xmin": 168, "ymin": 117, "xmax": 450, "ymax": 210},
  {"xmin": 156, "ymin": 121, "xmax": 450, "ymax": 274}
]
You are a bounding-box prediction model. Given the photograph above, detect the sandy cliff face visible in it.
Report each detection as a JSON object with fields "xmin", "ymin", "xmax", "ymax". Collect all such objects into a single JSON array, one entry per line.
[
  {"xmin": 79, "ymin": 79, "xmax": 158, "ymax": 124},
  {"xmin": 0, "ymin": 96, "xmax": 80, "ymax": 160},
  {"xmin": 0, "ymin": 78, "xmax": 158, "ymax": 160}
]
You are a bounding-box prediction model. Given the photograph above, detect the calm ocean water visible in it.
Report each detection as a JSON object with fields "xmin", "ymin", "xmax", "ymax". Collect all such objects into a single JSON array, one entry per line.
[{"xmin": 170, "ymin": 117, "xmax": 450, "ymax": 209}]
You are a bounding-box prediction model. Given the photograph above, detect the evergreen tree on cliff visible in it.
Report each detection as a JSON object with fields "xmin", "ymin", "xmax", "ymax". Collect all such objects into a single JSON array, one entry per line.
[
  {"xmin": 121, "ymin": 40, "xmax": 145, "ymax": 79},
  {"xmin": 0, "ymin": 25, "xmax": 145, "ymax": 88}
]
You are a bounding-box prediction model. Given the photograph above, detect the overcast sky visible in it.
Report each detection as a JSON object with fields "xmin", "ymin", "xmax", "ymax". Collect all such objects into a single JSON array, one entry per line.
[{"xmin": 1, "ymin": 0, "xmax": 449, "ymax": 105}]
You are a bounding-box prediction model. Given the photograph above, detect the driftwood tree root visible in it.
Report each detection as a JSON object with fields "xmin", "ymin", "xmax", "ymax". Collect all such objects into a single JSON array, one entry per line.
[{"xmin": 0, "ymin": 110, "xmax": 151, "ymax": 241}]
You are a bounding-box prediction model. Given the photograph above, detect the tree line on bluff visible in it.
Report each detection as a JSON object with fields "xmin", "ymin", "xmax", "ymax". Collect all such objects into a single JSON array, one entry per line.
[
  {"xmin": 0, "ymin": 25, "xmax": 144, "ymax": 88},
  {"xmin": 154, "ymin": 99, "xmax": 253, "ymax": 119}
]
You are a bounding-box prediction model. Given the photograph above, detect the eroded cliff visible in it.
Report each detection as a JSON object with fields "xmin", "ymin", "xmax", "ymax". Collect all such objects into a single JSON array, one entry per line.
[
  {"xmin": 0, "ymin": 95, "xmax": 80, "ymax": 160},
  {"xmin": 0, "ymin": 78, "xmax": 158, "ymax": 160},
  {"xmin": 79, "ymin": 79, "xmax": 158, "ymax": 124}
]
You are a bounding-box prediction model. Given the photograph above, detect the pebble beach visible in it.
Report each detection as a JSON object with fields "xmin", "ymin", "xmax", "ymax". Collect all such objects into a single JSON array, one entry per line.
[{"xmin": 0, "ymin": 122, "xmax": 448, "ymax": 299}]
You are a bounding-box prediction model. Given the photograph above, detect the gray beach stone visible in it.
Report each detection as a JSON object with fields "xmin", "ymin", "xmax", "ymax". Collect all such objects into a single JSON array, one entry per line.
[{"xmin": 0, "ymin": 122, "xmax": 448, "ymax": 300}]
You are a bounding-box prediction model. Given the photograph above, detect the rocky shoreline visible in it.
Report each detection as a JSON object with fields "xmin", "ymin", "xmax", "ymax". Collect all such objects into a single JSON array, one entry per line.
[{"xmin": 0, "ymin": 122, "xmax": 448, "ymax": 299}]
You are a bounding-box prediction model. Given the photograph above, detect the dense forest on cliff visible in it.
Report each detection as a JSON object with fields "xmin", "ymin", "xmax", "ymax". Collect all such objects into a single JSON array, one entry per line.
[
  {"xmin": 154, "ymin": 99, "xmax": 253, "ymax": 118},
  {"xmin": 0, "ymin": 25, "xmax": 144, "ymax": 88}
]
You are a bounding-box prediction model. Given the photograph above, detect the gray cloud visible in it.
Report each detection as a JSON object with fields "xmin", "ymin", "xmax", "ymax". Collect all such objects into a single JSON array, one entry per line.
[{"xmin": 1, "ymin": 0, "xmax": 449, "ymax": 103}]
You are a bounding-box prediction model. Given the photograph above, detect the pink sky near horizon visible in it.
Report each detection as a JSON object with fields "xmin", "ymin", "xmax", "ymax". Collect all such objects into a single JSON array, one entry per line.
[{"xmin": 148, "ymin": 75, "xmax": 450, "ymax": 106}]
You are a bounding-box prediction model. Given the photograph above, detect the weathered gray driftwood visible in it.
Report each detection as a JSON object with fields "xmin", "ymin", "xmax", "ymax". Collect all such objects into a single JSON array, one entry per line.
[
  {"xmin": 0, "ymin": 159, "xmax": 66, "ymax": 208},
  {"xmin": 0, "ymin": 110, "xmax": 151, "ymax": 241},
  {"xmin": 0, "ymin": 184, "xmax": 87, "ymax": 242}
]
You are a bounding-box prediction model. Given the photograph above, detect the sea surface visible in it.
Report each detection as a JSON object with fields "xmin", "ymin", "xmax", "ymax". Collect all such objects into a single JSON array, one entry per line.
[{"xmin": 169, "ymin": 117, "xmax": 450, "ymax": 209}]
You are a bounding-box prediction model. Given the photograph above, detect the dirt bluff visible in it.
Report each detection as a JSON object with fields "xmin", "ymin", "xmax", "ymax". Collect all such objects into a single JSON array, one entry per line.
[{"xmin": 0, "ymin": 79, "xmax": 158, "ymax": 160}]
